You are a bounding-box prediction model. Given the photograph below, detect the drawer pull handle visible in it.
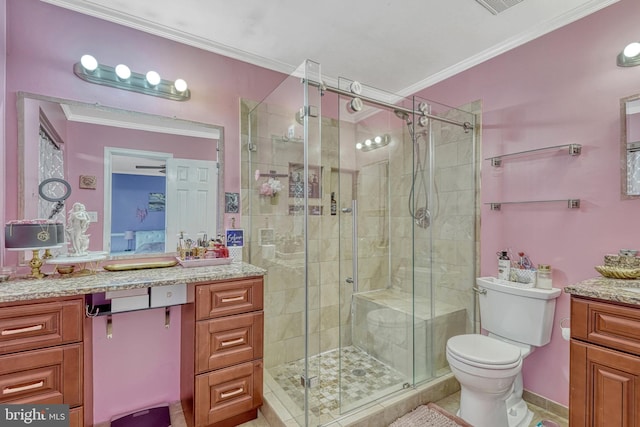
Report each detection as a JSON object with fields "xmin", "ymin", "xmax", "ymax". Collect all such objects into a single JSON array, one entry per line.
[
  {"xmin": 1, "ymin": 324, "xmax": 44, "ymax": 336},
  {"xmin": 221, "ymin": 296, "xmax": 244, "ymax": 303},
  {"xmin": 220, "ymin": 387, "xmax": 244, "ymax": 399},
  {"xmin": 221, "ymin": 337, "xmax": 245, "ymax": 347},
  {"xmin": 3, "ymin": 380, "xmax": 44, "ymax": 395}
]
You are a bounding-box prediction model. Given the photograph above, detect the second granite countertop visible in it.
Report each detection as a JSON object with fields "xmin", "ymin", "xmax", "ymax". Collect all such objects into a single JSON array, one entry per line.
[
  {"xmin": 564, "ymin": 276, "xmax": 640, "ymax": 306},
  {"xmin": 0, "ymin": 261, "xmax": 266, "ymax": 303}
]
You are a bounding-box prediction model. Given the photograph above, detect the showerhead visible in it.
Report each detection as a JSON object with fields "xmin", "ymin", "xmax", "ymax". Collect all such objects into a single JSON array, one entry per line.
[{"xmin": 394, "ymin": 109, "xmax": 412, "ymax": 125}]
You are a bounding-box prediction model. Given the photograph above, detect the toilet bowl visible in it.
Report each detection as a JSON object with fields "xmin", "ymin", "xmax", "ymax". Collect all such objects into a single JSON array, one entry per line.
[
  {"xmin": 446, "ymin": 334, "xmax": 531, "ymax": 427},
  {"xmin": 446, "ymin": 277, "xmax": 561, "ymax": 427}
]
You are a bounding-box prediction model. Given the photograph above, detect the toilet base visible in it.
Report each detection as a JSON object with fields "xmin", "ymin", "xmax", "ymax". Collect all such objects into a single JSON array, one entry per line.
[{"xmin": 456, "ymin": 383, "xmax": 533, "ymax": 427}]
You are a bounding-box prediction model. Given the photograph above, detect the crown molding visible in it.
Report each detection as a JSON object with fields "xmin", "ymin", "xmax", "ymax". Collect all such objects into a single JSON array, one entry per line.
[
  {"xmin": 41, "ymin": 0, "xmax": 297, "ymax": 76},
  {"xmin": 44, "ymin": 0, "xmax": 619, "ymax": 98},
  {"xmin": 398, "ymin": 0, "xmax": 620, "ymax": 96}
]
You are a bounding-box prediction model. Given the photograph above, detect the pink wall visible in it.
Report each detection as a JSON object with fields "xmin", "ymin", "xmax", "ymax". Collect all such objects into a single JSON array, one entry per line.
[
  {"xmin": 4, "ymin": 1, "xmax": 287, "ymax": 422},
  {"xmin": 416, "ymin": 0, "xmax": 640, "ymax": 406}
]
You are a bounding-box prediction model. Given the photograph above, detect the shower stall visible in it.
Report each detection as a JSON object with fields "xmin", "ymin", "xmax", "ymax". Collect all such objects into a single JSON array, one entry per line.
[{"xmin": 241, "ymin": 60, "xmax": 478, "ymax": 426}]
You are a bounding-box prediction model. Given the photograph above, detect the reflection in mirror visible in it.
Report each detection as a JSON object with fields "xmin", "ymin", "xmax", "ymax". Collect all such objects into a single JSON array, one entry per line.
[
  {"xmin": 623, "ymin": 94, "xmax": 640, "ymax": 198},
  {"xmin": 18, "ymin": 92, "xmax": 224, "ymax": 259}
]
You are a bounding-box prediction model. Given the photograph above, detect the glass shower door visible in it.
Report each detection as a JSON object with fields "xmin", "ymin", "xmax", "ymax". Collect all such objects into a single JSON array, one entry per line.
[
  {"xmin": 244, "ymin": 59, "xmax": 324, "ymax": 427},
  {"xmin": 337, "ymin": 78, "xmax": 416, "ymax": 413}
]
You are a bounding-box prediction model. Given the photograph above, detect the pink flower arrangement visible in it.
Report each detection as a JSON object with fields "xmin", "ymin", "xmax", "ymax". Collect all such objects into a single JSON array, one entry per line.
[{"xmin": 259, "ymin": 178, "xmax": 283, "ymax": 197}]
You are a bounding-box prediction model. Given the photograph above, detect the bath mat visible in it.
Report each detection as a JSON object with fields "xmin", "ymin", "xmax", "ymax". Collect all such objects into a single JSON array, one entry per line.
[{"xmin": 388, "ymin": 403, "xmax": 472, "ymax": 427}]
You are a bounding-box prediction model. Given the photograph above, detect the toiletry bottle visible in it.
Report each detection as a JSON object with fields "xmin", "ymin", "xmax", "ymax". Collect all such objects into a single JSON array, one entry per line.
[
  {"xmin": 497, "ymin": 251, "xmax": 510, "ymax": 280},
  {"xmin": 331, "ymin": 192, "xmax": 337, "ymax": 216},
  {"xmin": 536, "ymin": 264, "xmax": 552, "ymax": 289}
]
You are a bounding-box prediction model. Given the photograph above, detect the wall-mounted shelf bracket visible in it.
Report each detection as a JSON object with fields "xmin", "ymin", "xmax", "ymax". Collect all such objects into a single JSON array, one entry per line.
[
  {"xmin": 487, "ymin": 198, "xmax": 581, "ymax": 210},
  {"xmin": 487, "ymin": 143, "xmax": 582, "ymax": 167}
]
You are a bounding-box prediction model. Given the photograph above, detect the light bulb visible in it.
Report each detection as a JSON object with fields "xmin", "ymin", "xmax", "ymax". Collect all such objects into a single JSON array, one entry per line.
[
  {"xmin": 374, "ymin": 136, "xmax": 382, "ymax": 144},
  {"xmin": 364, "ymin": 139, "xmax": 372, "ymax": 146},
  {"xmin": 174, "ymin": 78, "xmax": 188, "ymax": 92},
  {"xmin": 146, "ymin": 71, "xmax": 161, "ymax": 86},
  {"xmin": 115, "ymin": 64, "xmax": 131, "ymax": 80},
  {"xmin": 355, "ymin": 142, "xmax": 363, "ymax": 150},
  {"xmin": 80, "ymin": 54, "xmax": 98, "ymax": 72},
  {"xmin": 624, "ymin": 42, "xmax": 640, "ymax": 58}
]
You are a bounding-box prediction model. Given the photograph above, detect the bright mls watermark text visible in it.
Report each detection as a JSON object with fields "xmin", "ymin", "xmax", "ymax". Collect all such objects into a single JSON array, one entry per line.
[{"xmin": 0, "ymin": 405, "xmax": 69, "ymax": 426}]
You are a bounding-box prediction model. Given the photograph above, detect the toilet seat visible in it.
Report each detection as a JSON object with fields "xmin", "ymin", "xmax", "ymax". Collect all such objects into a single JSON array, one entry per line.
[{"xmin": 447, "ymin": 334, "xmax": 521, "ymax": 369}]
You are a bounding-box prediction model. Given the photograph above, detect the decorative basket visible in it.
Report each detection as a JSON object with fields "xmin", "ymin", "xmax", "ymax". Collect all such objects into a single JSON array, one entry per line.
[{"xmin": 594, "ymin": 265, "xmax": 640, "ymax": 280}]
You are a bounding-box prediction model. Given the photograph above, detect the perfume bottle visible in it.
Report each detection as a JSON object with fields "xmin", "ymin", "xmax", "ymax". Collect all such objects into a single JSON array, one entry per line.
[{"xmin": 497, "ymin": 251, "xmax": 510, "ymax": 280}]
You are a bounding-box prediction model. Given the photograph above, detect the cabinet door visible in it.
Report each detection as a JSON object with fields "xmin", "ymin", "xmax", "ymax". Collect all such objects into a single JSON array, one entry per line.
[
  {"xmin": 196, "ymin": 312, "xmax": 264, "ymax": 374},
  {"xmin": 571, "ymin": 340, "xmax": 640, "ymax": 427},
  {"xmin": 0, "ymin": 343, "xmax": 82, "ymax": 407}
]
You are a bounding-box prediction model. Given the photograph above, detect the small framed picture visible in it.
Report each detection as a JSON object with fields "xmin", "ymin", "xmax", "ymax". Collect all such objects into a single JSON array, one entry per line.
[
  {"xmin": 225, "ymin": 192, "xmax": 240, "ymax": 213},
  {"xmin": 79, "ymin": 175, "xmax": 97, "ymax": 190}
]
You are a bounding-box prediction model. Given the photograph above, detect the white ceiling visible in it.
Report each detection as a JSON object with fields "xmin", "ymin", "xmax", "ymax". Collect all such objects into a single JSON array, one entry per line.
[{"xmin": 43, "ymin": 0, "xmax": 617, "ymax": 96}]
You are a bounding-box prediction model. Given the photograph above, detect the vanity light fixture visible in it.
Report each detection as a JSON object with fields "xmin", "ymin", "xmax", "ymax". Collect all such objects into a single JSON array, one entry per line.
[
  {"xmin": 617, "ymin": 42, "xmax": 640, "ymax": 67},
  {"xmin": 356, "ymin": 134, "xmax": 391, "ymax": 152},
  {"xmin": 73, "ymin": 55, "xmax": 191, "ymax": 101}
]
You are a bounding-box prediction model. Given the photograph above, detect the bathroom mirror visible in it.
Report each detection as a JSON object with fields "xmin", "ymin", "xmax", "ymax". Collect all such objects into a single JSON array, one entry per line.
[
  {"xmin": 622, "ymin": 93, "xmax": 640, "ymax": 199},
  {"xmin": 17, "ymin": 92, "xmax": 225, "ymax": 258}
]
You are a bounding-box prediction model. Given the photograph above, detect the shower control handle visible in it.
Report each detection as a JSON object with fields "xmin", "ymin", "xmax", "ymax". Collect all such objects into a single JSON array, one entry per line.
[{"xmin": 345, "ymin": 277, "xmax": 354, "ymax": 284}]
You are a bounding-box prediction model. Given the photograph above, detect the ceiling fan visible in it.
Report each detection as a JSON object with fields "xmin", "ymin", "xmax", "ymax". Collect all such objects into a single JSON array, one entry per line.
[{"xmin": 135, "ymin": 164, "xmax": 166, "ymax": 174}]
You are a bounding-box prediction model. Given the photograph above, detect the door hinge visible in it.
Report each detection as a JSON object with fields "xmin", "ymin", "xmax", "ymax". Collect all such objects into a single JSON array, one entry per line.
[{"xmin": 300, "ymin": 375, "xmax": 319, "ymax": 389}]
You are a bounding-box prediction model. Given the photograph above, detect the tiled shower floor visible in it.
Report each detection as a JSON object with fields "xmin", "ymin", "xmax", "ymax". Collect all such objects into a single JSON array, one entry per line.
[{"xmin": 267, "ymin": 346, "xmax": 407, "ymax": 418}]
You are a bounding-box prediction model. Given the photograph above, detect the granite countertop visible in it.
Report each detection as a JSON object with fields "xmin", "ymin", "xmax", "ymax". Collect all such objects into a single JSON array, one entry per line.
[
  {"xmin": 564, "ymin": 276, "xmax": 640, "ymax": 306},
  {"xmin": 0, "ymin": 261, "xmax": 266, "ymax": 303}
]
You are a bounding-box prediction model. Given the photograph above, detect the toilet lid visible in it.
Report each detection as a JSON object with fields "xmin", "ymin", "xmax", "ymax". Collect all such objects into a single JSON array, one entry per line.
[{"xmin": 447, "ymin": 334, "xmax": 521, "ymax": 368}]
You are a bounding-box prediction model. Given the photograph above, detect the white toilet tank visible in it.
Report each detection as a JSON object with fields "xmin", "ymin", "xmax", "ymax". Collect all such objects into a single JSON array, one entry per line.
[{"xmin": 476, "ymin": 277, "xmax": 561, "ymax": 346}]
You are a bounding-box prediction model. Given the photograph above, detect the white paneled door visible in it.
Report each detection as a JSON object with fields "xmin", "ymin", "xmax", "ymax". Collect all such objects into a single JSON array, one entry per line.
[{"xmin": 165, "ymin": 158, "xmax": 218, "ymax": 252}]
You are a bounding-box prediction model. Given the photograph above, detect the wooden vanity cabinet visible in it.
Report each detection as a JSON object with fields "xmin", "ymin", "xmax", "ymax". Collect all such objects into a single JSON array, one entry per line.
[
  {"xmin": 181, "ymin": 276, "xmax": 264, "ymax": 427},
  {"xmin": 570, "ymin": 296, "xmax": 640, "ymax": 427},
  {"xmin": 0, "ymin": 297, "xmax": 87, "ymax": 427}
]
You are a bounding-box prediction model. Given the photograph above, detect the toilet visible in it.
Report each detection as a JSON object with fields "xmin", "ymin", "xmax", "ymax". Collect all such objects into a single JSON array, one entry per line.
[{"xmin": 446, "ymin": 277, "xmax": 561, "ymax": 427}]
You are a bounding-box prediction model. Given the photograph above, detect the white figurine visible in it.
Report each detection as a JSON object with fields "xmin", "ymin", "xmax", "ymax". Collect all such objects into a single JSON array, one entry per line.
[{"xmin": 66, "ymin": 202, "xmax": 90, "ymax": 256}]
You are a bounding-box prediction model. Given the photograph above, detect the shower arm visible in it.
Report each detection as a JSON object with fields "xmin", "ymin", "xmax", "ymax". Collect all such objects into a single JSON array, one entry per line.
[{"xmin": 305, "ymin": 79, "xmax": 473, "ymax": 131}]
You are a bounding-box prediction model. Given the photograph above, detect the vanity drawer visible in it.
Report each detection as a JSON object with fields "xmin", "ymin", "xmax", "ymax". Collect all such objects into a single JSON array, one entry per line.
[
  {"xmin": 194, "ymin": 360, "xmax": 263, "ymax": 427},
  {"xmin": 0, "ymin": 343, "xmax": 82, "ymax": 406},
  {"xmin": 0, "ymin": 299, "xmax": 83, "ymax": 355},
  {"xmin": 196, "ymin": 277, "xmax": 263, "ymax": 320},
  {"xmin": 572, "ymin": 298, "xmax": 640, "ymax": 355},
  {"xmin": 196, "ymin": 312, "xmax": 264, "ymax": 374},
  {"xmin": 69, "ymin": 406, "xmax": 83, "ymax": 427}
]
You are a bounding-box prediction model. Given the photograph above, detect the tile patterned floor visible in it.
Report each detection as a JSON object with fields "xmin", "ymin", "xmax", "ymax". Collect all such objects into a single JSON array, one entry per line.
[{"xmin": 267, "ymin": 345, "xmax": 407, "ymax": 418}]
